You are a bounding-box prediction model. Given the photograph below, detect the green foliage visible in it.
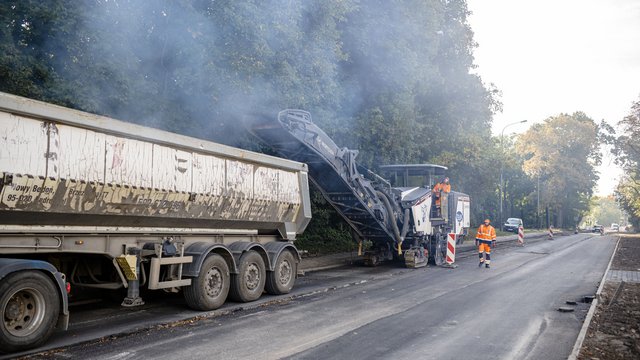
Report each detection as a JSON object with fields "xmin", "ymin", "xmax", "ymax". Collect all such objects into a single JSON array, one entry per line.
[
  {"xmin": 616, "ymin": 175, "xmax": 640, "ymax": 229},
  {"xmin": 353, "ymin": 96, "xmax": 419, "ymax": 168},
  {"xmin": 583, "ymin": 196, "xmax": 625, "ymax": 227},
  {"xmin": 500, "ymin": 138, "xmax": 538, "ymax": 226},
  {"xmin": 515, "ymin": 113, "xmax": 602, "ymax": 228},
  {"xmin": 295, "ymin": 187, "xmax": 356, "ymax": 255},
  {"xmin": 612, "ymin": 95, "xmax": 640, "ymax": 229},
  {"xmin": 0, "ymin": 0, "xmax": 506, "ymax": 251},
  {"xmin": 0, "ymin": 0, "xmax": 79, "ymax": 103}
]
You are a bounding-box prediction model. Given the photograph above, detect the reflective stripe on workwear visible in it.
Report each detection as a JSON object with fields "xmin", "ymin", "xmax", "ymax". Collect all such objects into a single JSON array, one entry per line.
[{"xmin": 476, "ymin": 224, "xmax": 496, "ymax": 240}]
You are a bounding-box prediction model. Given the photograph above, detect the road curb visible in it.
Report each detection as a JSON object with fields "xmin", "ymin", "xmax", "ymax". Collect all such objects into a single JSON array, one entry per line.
[
  {"xmin": 300, "ymin": 253, "xmax": 357, "ymax": 273},
  {"xmin": 567, "ymin": 235, "xmax": 621, "ymax": 360},
  {"xmin": 300, "ymin": 263, "xmax": 350, "ymax": 274}
]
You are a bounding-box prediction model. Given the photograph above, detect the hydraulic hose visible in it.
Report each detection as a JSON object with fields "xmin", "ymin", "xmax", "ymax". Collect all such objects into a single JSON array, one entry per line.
[
  {"xmin": 400, "ymin": 208, "xmax": 410, "ymax": 239},
  {"xmin": 399, "ymin": 208, "xmax": 410, "ymax": 254},
  {"xmin": 376, "ymin": 191, "xmax": 403, "ymax": 253}
]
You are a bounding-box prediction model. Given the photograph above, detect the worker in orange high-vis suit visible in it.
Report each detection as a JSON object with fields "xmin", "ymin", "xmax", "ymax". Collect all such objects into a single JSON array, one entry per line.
[
  {"xmin": 476, "ymin": 218, "xmax": 496, "ymax": 268},
  {"xmin": 432, "ymin": 177, "xmax": 451, "ymax": 216}
]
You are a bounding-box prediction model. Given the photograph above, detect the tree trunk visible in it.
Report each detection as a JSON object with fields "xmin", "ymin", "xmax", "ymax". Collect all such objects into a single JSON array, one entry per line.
[
  {"xmin": 556, "ymin": 206, "xmax": 564, "ymax": 228},
  {"xmin": 546, "ymin": 206, "xmax": 550, "ymax": 229}
]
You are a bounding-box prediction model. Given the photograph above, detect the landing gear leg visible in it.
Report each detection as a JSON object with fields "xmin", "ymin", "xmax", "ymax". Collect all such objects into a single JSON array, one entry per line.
[{"xmin": 121, "ymin": 248, "xmax": 144, "ymax": 307}]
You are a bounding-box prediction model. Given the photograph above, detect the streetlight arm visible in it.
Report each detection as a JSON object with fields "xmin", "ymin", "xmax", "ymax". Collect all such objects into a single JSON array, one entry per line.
[{"xmin": 501, "ymin": 119, "xmax": 528, "ymax": 138}]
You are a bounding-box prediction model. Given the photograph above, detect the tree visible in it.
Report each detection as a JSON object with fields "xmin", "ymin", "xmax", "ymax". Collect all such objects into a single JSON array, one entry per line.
[
  {"xmin": 501, "ymin": 138, "xmax": 537, "ymax": 227},
  {"xmin": 516, "ymin": 112, "xmax": 601, "ymax": 228},
  {"xmin": 583, "ymin": 196, "xmax": 625, "ymax": 227},
  {"xmin": 616, "ymin": 175, "xmax": 640, "ymax": 229},
  {"xmin": 613, "ymin": 95, "xmax": 640, "ymax": 229},
  {"xmin": 0, "ymin": 0, "xmax": 84, "ymax": 104}
]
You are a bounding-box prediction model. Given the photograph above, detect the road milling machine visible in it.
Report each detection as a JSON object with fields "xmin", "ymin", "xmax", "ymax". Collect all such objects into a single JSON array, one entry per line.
[{"xmin": 251, "ymin": 110, "xmax": 471, "ymax": 268}]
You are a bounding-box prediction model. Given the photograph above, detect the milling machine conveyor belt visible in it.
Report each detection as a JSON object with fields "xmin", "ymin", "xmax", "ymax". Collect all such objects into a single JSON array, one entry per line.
[{"xmin": 251, "ymin": 110, "xmax": 398, "ymax": 247}]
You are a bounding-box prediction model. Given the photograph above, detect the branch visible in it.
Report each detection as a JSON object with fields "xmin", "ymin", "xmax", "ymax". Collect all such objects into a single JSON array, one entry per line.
[{"xmin": 627, "ymin": 142, "xmax": 640, "ymax": 156}]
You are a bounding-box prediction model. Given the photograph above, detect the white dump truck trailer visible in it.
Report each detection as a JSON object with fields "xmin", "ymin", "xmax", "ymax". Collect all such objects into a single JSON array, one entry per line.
[{"xmin": 0, "ymin": 92, "xmax": 311, "ymax": 352}]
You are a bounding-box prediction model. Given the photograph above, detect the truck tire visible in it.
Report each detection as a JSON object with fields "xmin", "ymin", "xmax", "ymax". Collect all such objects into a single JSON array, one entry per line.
[
  {"xmin": 265, "ymin": 250, "xmax": 296, "ymax": 295},
  {"xmin": 184, "ymin": 254, "xmax": 230, "ymax": 311},
  {"xmin": 229, "ymin": 250, "xmax": 265, "ymax": 302},
  {"xmin": 0, "ymin": 271, "xmax": 60, "ymax": 353}
]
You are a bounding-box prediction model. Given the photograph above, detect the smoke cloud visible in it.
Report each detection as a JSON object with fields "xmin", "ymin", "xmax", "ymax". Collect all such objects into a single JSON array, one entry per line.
[{"xmin": 3, "ymin": 0, "xmax": 493, "ymax": 161}]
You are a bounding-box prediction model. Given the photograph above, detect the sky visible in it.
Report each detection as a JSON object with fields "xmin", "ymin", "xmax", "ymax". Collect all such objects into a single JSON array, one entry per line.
[{"xmin": 466, "ymin": 0, "xmax": 640, "ymax": 195}]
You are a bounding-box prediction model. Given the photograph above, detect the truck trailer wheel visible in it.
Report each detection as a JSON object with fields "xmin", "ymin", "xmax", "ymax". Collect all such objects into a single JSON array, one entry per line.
[
  {"xmin": 0, "ymin": 271, "xmax": 60, "ymax": 353},
  {"xmin": 265, "ymin": 250, "xmax": 296, "ymax": 295},
  {"xmin": 229, "ymin": 250, "xmax": 265, "ymax": 302},
  {"xmin": 184, "ymin": 254, "xmax": 230, "ymax": 311}
]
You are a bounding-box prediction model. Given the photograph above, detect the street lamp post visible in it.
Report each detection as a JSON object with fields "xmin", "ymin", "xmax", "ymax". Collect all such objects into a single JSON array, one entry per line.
[
  {"xmin": 537, "ymin": 172, "xmax": 540, "ymax": 229},
  {"xmin": 499, "ymin": 120, "xmax": 528, "ymax": 229}
]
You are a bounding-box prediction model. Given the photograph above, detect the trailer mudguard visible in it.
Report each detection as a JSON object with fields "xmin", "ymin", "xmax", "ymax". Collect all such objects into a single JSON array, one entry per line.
[
  {"xmin": 182, "ymin": 242, "xmax": 237, "ymax": 276},
  {"xmin": 0, "ymin": 258, "xmax": 69, "ymax": 330},
  {"xmin": 263, "ymin": 241, "xmax": 301, "ymax": 270},
  {"xmin": 227, "ymin": 242, "xmax": 271, "ymax": 270}
]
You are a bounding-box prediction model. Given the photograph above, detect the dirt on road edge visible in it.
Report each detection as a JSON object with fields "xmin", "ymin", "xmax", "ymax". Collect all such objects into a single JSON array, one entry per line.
[{"xmin": 577, "ymin": 234, "xmax": 640, "ymax": 360}]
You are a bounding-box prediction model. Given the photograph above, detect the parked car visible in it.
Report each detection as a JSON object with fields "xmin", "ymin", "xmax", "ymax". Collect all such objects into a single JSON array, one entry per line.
[
  {"xmin": 611, "ymin": 223, "xmax": 619, "ymax": 232},
  {"xmin": 592, "ymin": 225, "xmax": 604, "ymax": 233},
  {"xmin": 503, "ymin": 218, "xmax": 523, "ymax": 232}
]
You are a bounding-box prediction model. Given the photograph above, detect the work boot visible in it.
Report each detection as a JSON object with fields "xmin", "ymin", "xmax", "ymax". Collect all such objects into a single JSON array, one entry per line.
[
  {"xmin": 485, "ymin": 263, "xmax": 490, "ymax": 268},
  {"xmin": 478, "ymin": 261, "xmax": 483, "ymax": 267}
]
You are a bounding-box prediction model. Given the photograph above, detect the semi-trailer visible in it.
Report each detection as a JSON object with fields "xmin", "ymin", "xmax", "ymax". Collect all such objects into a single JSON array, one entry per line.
[{"xmin": 0, "ymin": 92, "xmax": 311, "ymax": 352}]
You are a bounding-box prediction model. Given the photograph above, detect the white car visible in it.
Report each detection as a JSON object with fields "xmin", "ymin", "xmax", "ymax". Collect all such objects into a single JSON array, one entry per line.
[{"xmin": 611, "ymin": 223, "xmax": 619, "ymax": 232}]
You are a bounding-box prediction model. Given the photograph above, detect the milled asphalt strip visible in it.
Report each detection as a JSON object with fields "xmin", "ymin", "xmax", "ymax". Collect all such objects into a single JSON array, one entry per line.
[
  {"xmin": 301, "ymin": 231, "xmax": 549, "ymax": 272},
  {"xmin": 567, "ymin": 235, "xmax": 621, "ymax": 360}
]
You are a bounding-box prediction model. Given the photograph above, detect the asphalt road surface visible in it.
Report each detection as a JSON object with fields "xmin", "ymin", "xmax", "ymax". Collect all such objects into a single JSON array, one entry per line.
[{"xmin": 25, "ymin": 233, "xmax": 615, "ymax": 360}]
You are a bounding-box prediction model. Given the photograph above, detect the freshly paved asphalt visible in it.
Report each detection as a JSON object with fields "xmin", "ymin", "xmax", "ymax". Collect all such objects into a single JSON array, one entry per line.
[{"xmin": 8, "ymin": 232, "xmax": 615, "ymax": 359}]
